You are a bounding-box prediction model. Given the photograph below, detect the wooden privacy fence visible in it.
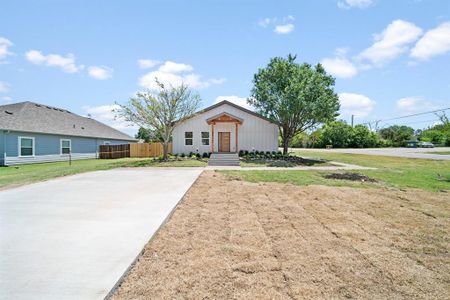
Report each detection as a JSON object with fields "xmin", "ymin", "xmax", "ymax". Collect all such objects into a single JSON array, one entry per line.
[
  {"xmin": 99, "ymin": 144, "xmax": 130, "ymax": 159},
  {"xmin": 129, "ymin": 143, "xmax": 173, "ymax": 158},
  {"xmin": 99, "ymin": 143, "xmax": 172, "ymax": 159}
]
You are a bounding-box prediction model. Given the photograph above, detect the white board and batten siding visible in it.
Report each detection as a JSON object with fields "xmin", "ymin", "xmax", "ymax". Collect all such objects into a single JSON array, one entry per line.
[{"xmin": 172, "ymin": 102, "xmax": 279, "ymax": 154}]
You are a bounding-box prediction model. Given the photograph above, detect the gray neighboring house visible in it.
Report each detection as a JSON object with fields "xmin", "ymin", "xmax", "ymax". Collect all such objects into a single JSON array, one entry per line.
[{"xmin": 0, "ymin": 101, "xmax": 136, "ymax": 166}]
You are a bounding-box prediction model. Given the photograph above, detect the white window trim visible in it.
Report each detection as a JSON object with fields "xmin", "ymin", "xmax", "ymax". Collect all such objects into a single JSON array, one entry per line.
[
  {"xmin": 18, "ymin": 136, "xmax": 35, "ymax": 157},
  {"xmin": 60, "ymin": 139, "xmax": 71, "ymax": 155},
  {"xmin": 185, "ymin": 132, "xmax": 193, "ymax": 146}
]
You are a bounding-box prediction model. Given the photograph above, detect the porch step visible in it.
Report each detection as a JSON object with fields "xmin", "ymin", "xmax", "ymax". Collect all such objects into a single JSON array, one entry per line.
[{"xmin": 208, "ymin": 153, "xmax": 240, "ymax": 166}]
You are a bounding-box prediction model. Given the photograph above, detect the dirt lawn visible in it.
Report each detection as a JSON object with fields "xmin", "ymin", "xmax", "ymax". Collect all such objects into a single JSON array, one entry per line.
[{"xmin": 111, "ymin": 171, "xmax": 449, "ymax": 299}]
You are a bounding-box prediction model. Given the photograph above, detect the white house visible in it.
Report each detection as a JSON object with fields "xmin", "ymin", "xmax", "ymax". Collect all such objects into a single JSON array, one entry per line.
[{"xmin": 172, "ymin": 100, "xmax": 279, "ymax": 154}]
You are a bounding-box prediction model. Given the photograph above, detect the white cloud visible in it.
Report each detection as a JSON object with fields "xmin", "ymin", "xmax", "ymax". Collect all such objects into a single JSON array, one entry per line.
[
  {"xmin": 88, "ymin": 66, "xmax": 113, "ymax": 80},
  {"xmin": 82, "ymin": 104, "xmax": 138, "ymax": 133},
  {"xmin": 137, "ymin": 59, "xmax": 160, "ymax": 69},
  {"xmin": 274, "ymin": 23, "xmax": 295, "ymax": 34},
  {"xmin": 337, "ymin": 0, "xmax": 373, "ymax": 9},
  {"xmin": 358, "ymin": 20, "xmax": 423, "ymax": 66},
  {"xmin": 25, "ymin": 50, "xmax": 84, "ymax": 73},
  {"xmin": 396, "ymin": 96, "xmax": 439, "ymax": 113},
  {"xmin": 158, "ymin": 61, "xmax": 193, "ymax": 73},
  {"xmin": 321, "ymin": 57, "xmax": 358, "ymax": 78},
  {"xmin": 0, "ymin": 96, "xmax": 12, "ymax": 104},
  {"xmin": 411, "ymin": 21, "xmax": 450, "ymax": 60},
  {"xmin": 139, "ymin": 61, "xmax": 225, "ymax": 90},
  {"xmin": 0, "ymin": 81, "xmax": 10, "ymax": 93},
  {"xmin": 258, "ymin": 16, "xmax": 295, "ymax": 34},
  {"xmin": 0, "ymin": 37, "xmax": 13, "ymax": 62},
  {"xmin": 339, "ymin": 93, "xmax": 376, "ymax": 117},
  {"xmin": 214, "ymin": 96, "xmax": 253, "ymax": 111},
  {"xmin": 258, "ymin": 17, "xmax": 273, "ymax": 28}
]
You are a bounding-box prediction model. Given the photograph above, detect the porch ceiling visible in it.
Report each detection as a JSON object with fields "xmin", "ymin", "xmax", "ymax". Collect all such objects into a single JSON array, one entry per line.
[{"xmin": 206, "ymin": 112, "xmax": 243, "ymax": 125}]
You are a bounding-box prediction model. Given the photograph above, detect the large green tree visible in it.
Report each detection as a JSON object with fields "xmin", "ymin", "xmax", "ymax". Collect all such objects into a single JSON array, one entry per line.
[
  {"xmin": 135, "ymin": 127, "xmax": 165, "ymax": 143},
  {"xmin": 249, "ymin": 54, "xmax": 340, "ymax": 154},
  {"xmin": 378, "ymin": 125, "xmax": 414, "ymax": 147},
  {"xmin": 116, "ymin": 80, "xmax": 200, "ymax": 159}
]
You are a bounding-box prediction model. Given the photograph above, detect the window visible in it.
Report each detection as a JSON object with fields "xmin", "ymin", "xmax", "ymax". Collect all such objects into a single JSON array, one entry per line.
[
  {"xmin": 201, "ymin": 132, "xmax": 209, "ymax": 145},
  {"xmin": 103, "ymin": 141, "xmax": 111, "ymax": 145},
  {"xmin": 60, "ymin": 139, "xmax": 71, "ymax": 154},
  {"xmin": 185, "ymin": 132, "xmax": 193, "ymax": 145},
  {"xmin": 19, "ymin": 137, "xmax": 34, "ymax": 156}
]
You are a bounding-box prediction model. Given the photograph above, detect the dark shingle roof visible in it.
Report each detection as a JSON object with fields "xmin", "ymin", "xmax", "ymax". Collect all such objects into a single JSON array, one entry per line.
[{"xmin": 0, "ymin": 101, "xmax": 135, "ymax": 141}]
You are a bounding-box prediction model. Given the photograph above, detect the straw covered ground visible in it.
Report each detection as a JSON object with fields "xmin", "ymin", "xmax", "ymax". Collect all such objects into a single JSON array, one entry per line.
[{"xmin": 111, "ymin": 171, "xmax": 449, "ymax": 299}]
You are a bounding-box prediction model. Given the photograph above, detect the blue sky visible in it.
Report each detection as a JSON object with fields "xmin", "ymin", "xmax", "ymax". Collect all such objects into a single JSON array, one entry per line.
[{"xmin": 1, "ymin": 0, "xmax": 449, "ymax": 135}]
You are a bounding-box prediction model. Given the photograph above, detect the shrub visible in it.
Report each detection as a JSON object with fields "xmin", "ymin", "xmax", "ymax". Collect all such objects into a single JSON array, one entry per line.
[
  {"xmin": 202, "ymin": 152, "xmax": 208, "ymax": 158},
  {"xmin": 180, "ymin": 153, "xmax": 185, "ymax": 158},
  {"xmin": 188, "ymin": 151, "xmax": 194, "ymax": 157},
  {"xmin": 196, "ymin": 153, "xmax": 201, "ymax": 159},
  {"xmin": 238, "ymin": 150, "xmax": 244, "ymax": 157}
]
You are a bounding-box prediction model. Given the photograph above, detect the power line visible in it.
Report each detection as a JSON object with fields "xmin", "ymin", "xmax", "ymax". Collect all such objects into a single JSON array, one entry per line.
[
  {"xmin": 378, "ymin": 118, "xmax": 442, "ymax": 128},
  {"xmin": 361, "ymin": 107, "xmax": 450, "ymax": 127}
]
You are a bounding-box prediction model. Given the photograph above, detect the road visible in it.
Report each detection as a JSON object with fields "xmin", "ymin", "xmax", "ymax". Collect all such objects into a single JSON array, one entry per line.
[{"xmin": 295, "ymin": 147, "xmax": 450, "ymax": 160}]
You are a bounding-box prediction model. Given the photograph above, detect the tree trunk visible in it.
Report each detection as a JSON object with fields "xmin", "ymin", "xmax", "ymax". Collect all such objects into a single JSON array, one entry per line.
[
  {"xmin": 162, "ymin": 141, "xmax": 169, "ymax": 161},
  {"xmin": 283, "ymin": 137, "xmax": 290, "ymax": 155}
]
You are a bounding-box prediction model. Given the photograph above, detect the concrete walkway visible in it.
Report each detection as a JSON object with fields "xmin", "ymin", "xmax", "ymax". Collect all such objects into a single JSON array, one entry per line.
[
  {"xmin": 206, "ymin": 161, "xmax": 374, "ymax": 171},
  {"xmin": 295, "ymin": 147, "xmax": 450, "ymax": 161},
  {"xmin": 0, "ymin": 168, "xmax": 202, "ymax": 300}
]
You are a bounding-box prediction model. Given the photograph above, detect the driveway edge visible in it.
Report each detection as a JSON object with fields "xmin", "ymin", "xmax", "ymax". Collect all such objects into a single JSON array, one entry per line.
[{"xmin": 103, "ymin": 170, "xmax": 204, "ymax": 300}]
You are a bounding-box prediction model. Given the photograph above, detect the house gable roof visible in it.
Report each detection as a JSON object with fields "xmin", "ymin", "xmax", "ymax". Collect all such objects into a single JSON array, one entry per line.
[
  {"xmin": 192, "ymin": 100, "xmax": 277, "ymax": 125},
  {"xmin": 0, "ymin": 101, "xmax": 136, "ymax": 141},
  {"xmin": 206, "ymin": 112, "xmax": 244, "ymax": 124}
]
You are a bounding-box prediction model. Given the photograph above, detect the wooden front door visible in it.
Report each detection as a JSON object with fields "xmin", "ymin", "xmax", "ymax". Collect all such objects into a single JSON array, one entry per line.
[{"xmin": 218, "ymin": 132, "xmax": 231, "ymax": 152}]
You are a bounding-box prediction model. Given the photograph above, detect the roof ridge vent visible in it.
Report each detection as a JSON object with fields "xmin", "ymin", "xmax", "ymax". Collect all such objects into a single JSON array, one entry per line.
[{"xmin": 4, "ymin": 110, "xmax": 13, "ymax": 115}]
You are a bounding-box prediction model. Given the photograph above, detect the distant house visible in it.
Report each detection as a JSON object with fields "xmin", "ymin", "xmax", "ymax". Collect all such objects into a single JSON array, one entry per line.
[
  {"xmin": 0, "ymin": 101, "xmax": 135, "ymax": 166},
  {"xmin": 172, "ymin": 100, "xmax": 278, "ymax": 154}
]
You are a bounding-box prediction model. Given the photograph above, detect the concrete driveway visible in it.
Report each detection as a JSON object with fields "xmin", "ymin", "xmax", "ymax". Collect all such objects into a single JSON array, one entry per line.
[
  {"xmin": 296, "ymin": 147, "xmax": 450, "ymax": 160},
  {"xmin": 0, "ymin": 168, "xmax": 203, "ymax": 300}
]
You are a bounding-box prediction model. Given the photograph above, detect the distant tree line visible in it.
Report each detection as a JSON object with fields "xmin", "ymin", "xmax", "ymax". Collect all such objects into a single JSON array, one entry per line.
[{"xmin": 287, "ymin": 114, "xmax": 450, "ymax": 148}]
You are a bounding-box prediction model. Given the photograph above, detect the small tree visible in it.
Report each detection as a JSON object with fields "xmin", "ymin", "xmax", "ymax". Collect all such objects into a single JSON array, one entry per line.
[
  {"xmin": 116, "ymin": 80, "xmax": 200, "ymax": 160},
  {"xmin": 249, "ymin": 54, "xmax": 340, "ymax": 154}
]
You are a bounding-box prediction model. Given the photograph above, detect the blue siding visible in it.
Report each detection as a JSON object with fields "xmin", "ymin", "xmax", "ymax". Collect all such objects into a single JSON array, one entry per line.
[
  {"xmin": 0, "ymin": 130, "xmax": 133, "ymax": 165},
  {"xmin": 0, "ymin": 131, "xmax": 4, "ymax": 165}
]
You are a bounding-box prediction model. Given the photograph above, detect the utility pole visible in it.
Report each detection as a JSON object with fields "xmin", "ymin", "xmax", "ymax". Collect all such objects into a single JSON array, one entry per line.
[{"xmin": 351, "ymin": 115, "xmax": 354, "ymax": 127}]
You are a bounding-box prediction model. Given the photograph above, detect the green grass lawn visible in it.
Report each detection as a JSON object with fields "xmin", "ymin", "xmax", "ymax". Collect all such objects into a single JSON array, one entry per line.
[
  {"xmin": 223, "ymin": 150, "xmax": 450, "ymax": 192},
  {"xmin": 0, "ymin": 158, "xmax": 207, "ymax": 189}
]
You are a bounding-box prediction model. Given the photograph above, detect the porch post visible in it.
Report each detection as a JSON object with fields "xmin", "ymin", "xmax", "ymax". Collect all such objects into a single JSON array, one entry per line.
[
  {"xmin": 211, "ymin": 123, "xmax": 215, "ymax": 153},
  {"xmin": 235, "ymin": 123, "xmax": 239, "ymax": 153}
]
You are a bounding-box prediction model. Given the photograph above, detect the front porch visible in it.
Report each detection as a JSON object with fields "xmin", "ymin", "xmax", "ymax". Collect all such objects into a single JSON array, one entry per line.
[{"xmin": 207, "ymin": 112, "xmax": 243, "ymax": 153}]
